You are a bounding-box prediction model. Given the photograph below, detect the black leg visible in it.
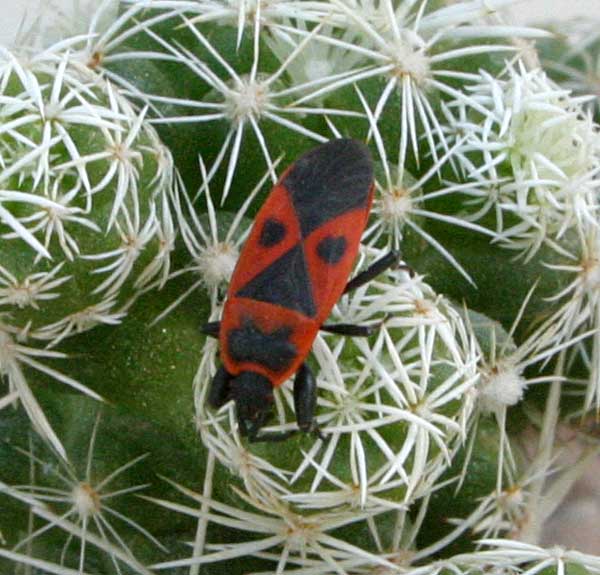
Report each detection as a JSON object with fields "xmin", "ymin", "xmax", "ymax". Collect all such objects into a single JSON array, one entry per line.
[
  {"xmin": 208, "ymin": 365, "xmax": 232, "ymax": 408},
  {"xmin": 201, "ymin": 321, "xmax": 221, "ymax": 338},
  {"xmin": 245, "ymin": 363, "xmax": 322, "ymax": 442},
  {"xmin": 344, "ymin": 250, "xmax": 411, "ymax": 294},
  {"xmin": 293, "ymin": 363, "xmax": 318, "ymax": 433},
  {"xmin": 321, "ymin": 322, "xmax": 380, "ymax": 337}
]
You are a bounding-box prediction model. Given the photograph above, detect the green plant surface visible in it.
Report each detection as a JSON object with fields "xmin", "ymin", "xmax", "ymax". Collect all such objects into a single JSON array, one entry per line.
[{"xmin": 2, "ymin": 1, "xmax": 600, "ymax": 574}]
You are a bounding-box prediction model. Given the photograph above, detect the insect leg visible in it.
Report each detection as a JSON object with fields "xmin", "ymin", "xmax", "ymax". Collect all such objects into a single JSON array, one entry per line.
[
  {"xmin": 344, "ymin": 250, "xmax": 411, "ymax": 293},
  {"xmin": 201, "ymin": 321, "xmax": 221, "ymax": 338},
  {"xmin": 294, "ymin": 363, "xmax": 318, "ymax": 433},
  {"xmin": 208, "ymin": 365, "xmax": 232, "ymax": 408},
  {"xmin": 320, "ymin": 322, "xmax": 380, "ymax": 337},
  {"xmin": 246, "ymin": 366, "xmax": 324, "ymax": 442}
]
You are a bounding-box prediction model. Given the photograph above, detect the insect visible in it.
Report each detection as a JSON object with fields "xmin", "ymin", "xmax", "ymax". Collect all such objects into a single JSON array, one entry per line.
[{"xmin": 203, "ymin": 139, "xmax": 398, "ymax": 441}]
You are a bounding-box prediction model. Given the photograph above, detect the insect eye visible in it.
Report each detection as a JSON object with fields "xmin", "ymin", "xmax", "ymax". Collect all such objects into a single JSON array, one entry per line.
[
  {"xmin": 259, "ymin": 218, "xmax": 286, "ymax": 247},
  {"xmin": 316, "ymin": 236, "xmax": 347, "ymax": 264}
]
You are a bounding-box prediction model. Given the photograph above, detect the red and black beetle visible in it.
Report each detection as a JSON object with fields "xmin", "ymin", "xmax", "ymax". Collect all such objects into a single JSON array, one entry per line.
[{"xmin": 203, "ymin": 139, "xmax": 398, "ymax": 440}]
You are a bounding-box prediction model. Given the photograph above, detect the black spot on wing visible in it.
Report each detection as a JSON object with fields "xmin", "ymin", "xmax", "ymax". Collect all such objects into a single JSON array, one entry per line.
[
  {"xmin": 236, "ymin": 243, "xmax": 316, "ymax": 317},
  {"xmin": 283, "ymin": 139, "xmax": 373, "ymax": 237},
  {"xmin": 228, "ymin": 319, "xmax": 297, "ymax": 372},
  {"xmin": 317, "ymin": 236, "xmax": 347, "ymax": 264},
  {"xmin": 259, "ymin": 218, "xmax": 286, "ymax": 247}
]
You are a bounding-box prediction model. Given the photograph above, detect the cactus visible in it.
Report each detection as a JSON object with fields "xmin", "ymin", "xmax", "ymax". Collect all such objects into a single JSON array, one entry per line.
[{"xmin": 1, "ymin": 1, "xmax": 600, "ymax": 574}]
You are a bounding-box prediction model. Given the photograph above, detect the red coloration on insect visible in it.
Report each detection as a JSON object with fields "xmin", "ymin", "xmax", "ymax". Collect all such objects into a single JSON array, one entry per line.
[
  {"xmin": 221, "ymin": 186, "xmax": 373, "ymax": 385},
  {"xmin": 204, "ymin": 138, "xmax": 386, "ymax": 441}
]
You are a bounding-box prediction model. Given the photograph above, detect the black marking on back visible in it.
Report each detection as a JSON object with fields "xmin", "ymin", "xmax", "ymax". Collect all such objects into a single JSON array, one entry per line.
[
  {"xmin": 228, "ymin": 318, "xmax": 297, "ymax": 372},
  {"xmin": 236, "ymin": 243, "xmax": 317, "ymax": 317},
  {"xmin": 317, "ymin": 236, "xmax": 347, "ymax": 264},
  {"xmin": 283, "ymin": 139, "xmax": 372, "ymax": 237},
  {"xmin": 259, "ymin": 218, "xmax": 286, "ymax": 247}
]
